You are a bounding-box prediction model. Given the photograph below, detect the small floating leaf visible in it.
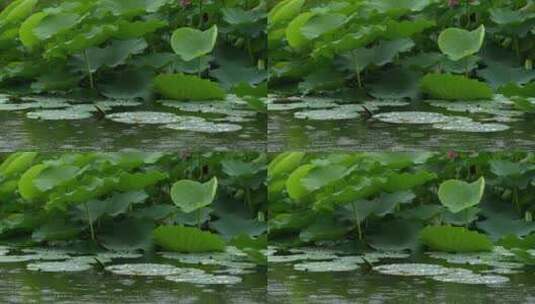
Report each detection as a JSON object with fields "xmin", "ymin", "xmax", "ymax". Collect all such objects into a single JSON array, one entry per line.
[
  {"xmin": 106, "ymin": 263, "xmax": 182, "ymax": 276},
  {"xmin": 374, "ymin": 111, "xmax": 450, "ymax": 124},
  {"xmin": 375, "ymin": 263, "xmax": 450, "ymax": 276},
  {"xmin": 107, "ymin": 111, "xmax": 181, "ymax": 124},
  {"xmin": 27, "ymin": 261, "xmax": 92, "ymax": 272},
  {"xmin": 293, "ymin": 261, "xmax": 359, "ymax": 272}
]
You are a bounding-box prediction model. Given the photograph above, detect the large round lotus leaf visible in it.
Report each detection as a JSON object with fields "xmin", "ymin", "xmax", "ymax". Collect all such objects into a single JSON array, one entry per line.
[
  {"xmin": 438, "ymin": 177, "xmax": 485, "ymax": 213},
  {"xmin": 171, "ymin": 25, "xmax": 218, "ymax": 61},
  {"xmin": 153, "ymin": 74, "xmax": 225, "ymax": 101},
  {"xmin": 420, "ymin": 225, "xmax": 493, "ymax": 252},
  {"xmin": 171, "ymin": 177, "xmax": 218, "ymax": 213},
  {"xmin": 438, "ymin": 25, "xmax": 485, "ymax": 61},
  {"xmin": 420, "ymin": 73, "xmax": 493, "ymax": 100},
  {"xmin": 153, "ymin": 225, "xmax": 225, "ymax": 253}
]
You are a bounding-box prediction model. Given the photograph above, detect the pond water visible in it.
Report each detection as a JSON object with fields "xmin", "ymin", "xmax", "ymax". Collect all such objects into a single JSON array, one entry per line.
[
  {"xmin": 268, "ymin": 96, "xmax": 535, "ymax": 152},
  {"xmin": 0, "ymin": 96, "xmax": 266, "ymax": 152},
  {"xmin": 268, "ymin": 256, "xmax": 535, "ymax": 304},
  {"xmin": 0, "ymin": 255, "xmax": 266, "ymax": 304}
]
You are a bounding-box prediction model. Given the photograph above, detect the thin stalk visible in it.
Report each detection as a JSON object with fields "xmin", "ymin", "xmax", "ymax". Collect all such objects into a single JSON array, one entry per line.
[
  {"xmin": 198, "ymin": 0, "xmax": 204, "ymax": 29},
  {"xmin": 352, "ymin": 51, "xmax": 362, "ymax": 88},
  {"xmin": 246, "ymin": 187, "xmax": 252, "ymax": 212},
  {"xmin": 84, "ymin": 50, "xmax": 95, "ymax": 89},
  {"xmin": 464, "ymin": 209, "xmax": 469, "ymax": 229},
  {"xmin": 513, "ymin": 187, "xmax": 520, "ymax": 213},
  {"xmin": 198, "ymin": 57, "xmax": 202, "ymax": 78},
  {"xmin": 197, "ymin": 209, "xmax": 201, "ymax": 229},
  {"xmin": 514, "ymin": 38, "xmax": 520, "ymax": 60},
  {"xmin": 84, "ymin": 202, "xmax": 96, "ymax": 242},
  {"xmin": 351, "ymin": 202, "xmax": 362, "ymax": 241}
]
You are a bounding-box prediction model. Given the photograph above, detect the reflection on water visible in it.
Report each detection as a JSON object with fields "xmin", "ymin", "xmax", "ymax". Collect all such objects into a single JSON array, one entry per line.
[
  {"xmin": 0, "ymin": 258, "xmax": 266, "ymax": 304},
  {"xmin": 268, "ymin": 101, "xmax": 535, "ymax": 152},
  {"xmin": 268, "ymin": 260, "xmax": 535, "ymax": 304},
  {"xmin": 0, "ymin": 104, "xmax": 266, "ymax": 152}
]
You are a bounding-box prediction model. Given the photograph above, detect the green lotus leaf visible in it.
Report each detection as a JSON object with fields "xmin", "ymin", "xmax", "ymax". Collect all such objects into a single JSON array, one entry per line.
[
  {"xmin": 18, "ymin": 164, "xmax": 46, "ymax": 200},
  {"xmin": 286, "ymin": 12, "xmax": 315, "ymax": 49},
  {"xmin": 171, "ymin": 25, "xmax": 218, "ymax": 62},
  {"xmin": 0, "ymin": 0, "xmax": 37, "ymax": 25},
  {"xmin": 44, "ymin": 24, "xmax": 118, "ymax": 59},
  {"xmin": 438, "ymin": 25, "xmax": 485, "ymax": 61},
  {"xmin": 286, "ymin": 164, "xmax": 314, "ymax": 200},
  {"xmin": 269, "ymin": 0, "xmax": 305, "ymax": 27},
  {"xmin": 153, "ymin": 225, "xmax": 225, "ymax": 253},
  {"xmin": 83, "ymin": 39, "xmax": 148, "ymax": 72},
  {"xmin": 420, "ymin": 225, "xmax": 493, "ymax": 252},
  {"xmin": 19, "ymin": 12, "xmax": 46, "ymax": 49},
  {"xmin": 301, "ymin": 165, "xmax": 347, "ymax": 191},
  {"xmin": 153, "ymin": 73, "xmax": 225, "ymax": 101},
  {"xmin": 438, "ymin": 177, "xmax": 485, "ymax": 213},
  {"xmin": 34, "ymin": 165, "xmax": 80, "ymax": 192},
  {"xmin": 420, "ymin": 73, "xmax": 493, "ymax": 100},
  {"xmin": 33, "ymin": 13, "xmax": 81, "ymax": 40},
  {"xmin": 268, "ymin": 152, "xmax": 305, "ymax": 178},
  {"xmin": 0, "ymin": 152, "xmax": 38, "ymax": 177},
  {"xmin": 116, "ymin": 170, "xmax": 168, "ymax": 191},
  {"xmin": 101, "ymin": 0, "xmax": 172, "ymax": 16},
  {"xmin": 300, "ymin": 13, "xmax": 346, "ymax": 40},
  {"xmin": 112, "ymin": 19, "xmax": 168, "ymax": 39},
  {"xmin": 171, "ymin": 177, "xmax": 218, "ymax": 213},
  {"xmin": 383, "ymin": 19, "xmax": 436, "ymax": 39},
  {"xmin": 498, "ymin": 82, "xmax": 535, "ymax": 98},
  {"xmin": 382, "ymin": 171, "xmax": 436, "ymax": 192},
  {"xmin": 369, "ymin": 0, "xmax": 435, "ymax": 14}
]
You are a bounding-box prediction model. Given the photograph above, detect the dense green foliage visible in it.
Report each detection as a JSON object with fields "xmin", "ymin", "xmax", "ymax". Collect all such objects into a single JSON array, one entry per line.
[
  {"xmin": 0, "ymin": 152, "xmax": 267, "ymax": 263},
  {"xmin": 0, "ymin": 0, "xmax": 267, "ymax": 105},
  {"xmin": 269, "ymin": 0, "xmax": 535, "ymax": 101},
  {"xmin": 269, "ymin": 152, "xmax": 535, "ymax": 256}
]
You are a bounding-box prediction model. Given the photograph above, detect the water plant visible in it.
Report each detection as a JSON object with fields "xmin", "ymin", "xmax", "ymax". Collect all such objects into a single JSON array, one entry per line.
[
  {"xmin": 268, "ymin": 0, "xmax": 534, "ymax": 101},
  {"xmin": 0, "ymin": 152, "xmax": 267, "ymax": 265},
  {"xmin": 0, "ymin": 0, "xmax": 267, "ymax": 111}
]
